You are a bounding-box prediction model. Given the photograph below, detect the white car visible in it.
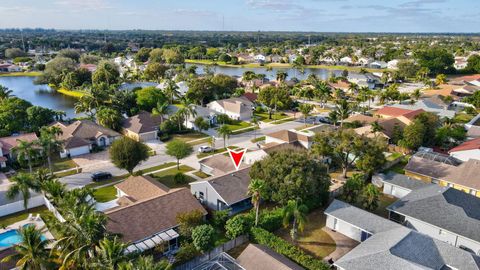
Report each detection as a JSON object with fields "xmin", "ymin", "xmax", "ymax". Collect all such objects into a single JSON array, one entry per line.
[{"xmin": 198, "ymin": 146, "xmax": 214, "ymax": 153}]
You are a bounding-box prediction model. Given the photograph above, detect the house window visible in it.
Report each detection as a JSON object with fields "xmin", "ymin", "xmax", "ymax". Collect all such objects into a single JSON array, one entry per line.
[
  {"xmin": 470, "ymin": 189, "xmax": 477, "ymax": 196},
  {"xmin": 217, "ymin": 200, "xmax": 227, "ymax": 210}
]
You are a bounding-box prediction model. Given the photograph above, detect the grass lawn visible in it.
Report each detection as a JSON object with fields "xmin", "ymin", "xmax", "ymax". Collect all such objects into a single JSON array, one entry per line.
[
  {"xmin": 386, "ymin": 152, "xmax": 403, "ymax": 162},
  {"xmin": 188, "ymin": 137, "xmax": 211, "ymax": 146},
  {"xmin": 166, "ymin": 132, "xmax": 209, "ymax": 143},
  {"xmin": 271, "ymin": 117, "xmax": 295, "ymax": 125},
  {"xmin": 384, "ymin": 155, "xmax": 410, "ymax": 174},
  {"xmin": 352, "ymin": 193, "xmax": 397, "ymax": 219},
  {"xmin": 93, "ymin": 185, "xmax": 117, "ymax": 203},
  {"xmin": 53, "ymin": 168, "xmax": 82, "ymax": 178},
  {"xmin": 51, "ymin": 158, "xmax": 78, "ymax": 171},
  {"xmin": 0, "ymin": 206, "xmax": 51, "ymax": 227},
  {"xmin": 254, "ymin": 112, "xmax": 289, "ymax": 123},
  {"xmin": 193, "ymin": 171, "xmax": 210, "ymax": 179},
  {"xmin": 277, "ymin": 208, "xmax": 336, "ymax": 259},
  {"xmin": 137, "ymin": 162, "xmax": 177, "ymax": 174},
  {"xmin": 0, "ymin": 71, "xmax": 42, "ymax": 77},
  {"xmin": 222, "ymin": 121, "xmax": 253, "ymax": 131},
  {"xmin": 251, "ymin": 136, "xmax": 265, "ymax": 143},
  {"xmin": 86, "ymin": 174, "xmax": 129, "ymax": 188},
  {"xmin": 453, "ymin": 113, "xmax": 475, "ymax": 124},
  {"xmin": 56, "ymin": 87, "xmax": 85, "ymax": 98},
  {"xmin": 197, "ymin": 146, "xmax": 238, "ymax": 159},
  {"xmin": 149, "ymin": 165, "xmax": 195, "ymax": 188}
]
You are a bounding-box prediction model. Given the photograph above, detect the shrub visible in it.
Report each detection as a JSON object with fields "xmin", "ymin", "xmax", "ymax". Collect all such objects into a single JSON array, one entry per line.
[
  {"xmin": 174, "ymin": 172, "xmax": 188, "ymax": 184},
  {"xmin": 212, "ymin": 209, "xmax": 230, "ymax": 229},
  {"xmin": 176, "ymin": 210, "xmax": 205, "ymax": 238},
  {"xmin": 250, "ymin": 227, "xmax": 329, "ymax": 270},
  {"xmin": 225, "ymin": 214, "xmax": 253, "ymax": 239},
  {"xmin": 191, "ymin": 224, "xmax": 216, "ymax": 252},
  {"xmin": 174, "ymin": 242, "xmax": 200, "ymax": 265},
  {"xmin": 256, "ymin": 207, "xmax": 283, "ymax": 232}
]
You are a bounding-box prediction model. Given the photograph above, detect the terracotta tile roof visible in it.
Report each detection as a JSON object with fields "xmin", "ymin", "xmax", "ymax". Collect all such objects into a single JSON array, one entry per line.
[
  {"xmin": 121, "ymin": 111, "xmax": 163, "ymax": 134},
  {"xmin": 115, "ymin": 175, "xmax": 170, "ymax": 201},
  {"xmin": 400, "ymin": 109, "xmax": 425, "ymax": 120},
  {"xmin": 105, "ymin": 188, "xmax": 206, "ymax": 243},
  {"xmin": 375, "ymin": 107, "xmax": 415, "ymax": 118},
  {"xmin": 242, "ymin": 93, "xmax": 258, "ymax": 103},
  {"xmin": 449, "ymin": 138, "xmax": 480, "ymax": 153},
  {"xmin": 237, "ymin": 244, "xmax": 304, "ymax": 270},
  {"xmin": 0, "ymin": 133, "xmax": 38, "ymax": 155}
]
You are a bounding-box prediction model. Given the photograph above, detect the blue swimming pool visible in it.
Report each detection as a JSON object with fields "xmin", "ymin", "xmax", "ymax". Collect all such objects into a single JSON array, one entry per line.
[{"xmin": 0, "ymin": 225, "xmax": 47, "ymax": 248}]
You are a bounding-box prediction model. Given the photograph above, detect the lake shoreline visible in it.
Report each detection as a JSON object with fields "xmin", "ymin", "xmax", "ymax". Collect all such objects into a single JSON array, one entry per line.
[{"xmin": 0, "ymin": 71, "xmax": 42, "ymax": 77}]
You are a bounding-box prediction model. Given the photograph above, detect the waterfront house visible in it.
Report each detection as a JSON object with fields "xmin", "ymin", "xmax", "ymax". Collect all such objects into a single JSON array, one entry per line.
[
  {"xmin": 207, "ymin": 96, "xmax": 253, "ymax": 121},
  {"xmin": 0, "ymin": 133, "xmax": 38, "ymax": 168},
  {"xmin": 121, "ymin": 111, "xmax": 163, "ymax": 142}
]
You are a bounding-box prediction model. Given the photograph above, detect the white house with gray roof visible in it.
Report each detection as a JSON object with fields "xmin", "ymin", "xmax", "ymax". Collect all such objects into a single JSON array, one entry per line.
[
  {"xmin": 375, "ymin": 172, "xmax": 430, "ymax": 198},
  {"xmin": 388, "ymin": 185, "xmax": 480, "ymax": 254}
]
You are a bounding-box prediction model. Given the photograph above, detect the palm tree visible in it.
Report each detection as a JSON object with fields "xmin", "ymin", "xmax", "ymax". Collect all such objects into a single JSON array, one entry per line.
[
  {"xmin": 217, "ymin": 125, "xmax": 232, "ymax": 149},
  {"xmin": 314, "ymin": 81, "xmax": 332, "ymax": 108},
  {"xmin": 282, "ymin": 200, "xmax": 308, "ymax": 241},
  {"xmin": 7, "ymin": 173, "xmax": 40, "ymax": 211},
  {"xmin": 348, "ymin": 82, "xmax": 359, "ymax": 95},
  {"xmin": 327, "ymin": 110, "xmax": 339, "ymax": 127},
  {"xmin": 96, "ymin": 107, "xmax": 122, "ymax": 131},
  {"xmin": 13, "ymin": 140, "xmax": 39, "ymax": 173},
  {"xmin": 299, "ymin": 104, "xmax": 314, "ymax": 126},
  {"xmin": 0, "ymin": 85, "xmax": 14, "ymax": 101},
  {"xmin": 334, "ymin": 100, "xmax": 352, "ymax": 128},
  {"xmin": 276, "ymin": 71, "xmax": 288, "ymax": 83},
  {"xmin": 162, "ymin": 79, "xmax": 180, "ymax": 104},
  {"xmin": 152, "ymin": 100, "xmax": 170, "ymax": 122},
  {"xmin": 362, "ymin": 183, "xmax": 380, "ymax": 211},
  {"xmin": 38, "ymin": 126, "xmax": 63, "ymax": 174},
  {"xmin": 370, "ymin": 121, "xmax": 384, "ymax": 138},
  {"xmin": 248, "ymin": 178, "xmax": 265, "ymax": 226},
  {"xmin": 411, "ymin": 88, "xmax": 421, "ymax": 102},
  {"xmin": 1, "ymin": 225, "xmax": 51, "ymax": 270},
  {"xmin": 92, "ymin": 237, "xmax": 130, "ymax": 269},
  {"xmin": 119, "ymin": 256, "xmax": 171, "ymax": 270},
  {"xmin": 180, "ymin": 99, "xmax": 197, "ymax": 122}
]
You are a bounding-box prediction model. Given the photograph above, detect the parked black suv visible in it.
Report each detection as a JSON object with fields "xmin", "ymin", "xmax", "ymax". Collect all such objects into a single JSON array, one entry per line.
[{"xmin": 91, "ymin": 172, "xmax": 112, "ymax": 182}]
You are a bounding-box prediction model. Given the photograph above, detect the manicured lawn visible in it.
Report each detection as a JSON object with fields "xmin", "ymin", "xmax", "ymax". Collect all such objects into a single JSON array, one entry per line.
[
  {"xmin": 53, "ymin": 168, "xmax": 82, "ymax": 178},
  {"xmin": 137, "ymin": 162, "xmax": 177, "ymax": 174},
  {"xmin": 93, "ymin": 185, "xmax": 117, "ymax": 203},
  {"xmin": 197, "ymin": 146, "xmax": 238, "ymax": 159},
  {"xmin": 51, "ymin": 158, "xmax": 78, "ymax": 171},
  {"xmin": 386, "ymin": 152, "xmax": 403, "ymax": 162},
  {"xmin": 193, "ymin": 171, "xmax": 210, "ymax": 179},
  {"xmin": 188, "ymin": 137, "xmax": 211, "ymax": 146},
  {"xmin": 168, "ymin": 132, "xmax": 209, "ymax": 143},
  {"xmin": 277, "ymin": 209, "xmax": 336, "ymax": 259},
  {"xmin": 0, "ymin": 71, "xmax": 42, "ymax": 77},
  {"xmin": 251, "ymin": 136, "xmax": 265, "ymax": 143},
  {"xmin": 384, "ymin": 155, "xmax": 410, "ymax": 174},
  {"xmin": 254, "ymin": 112, "xmax": 289, "ymax": 123},
  {"xmin": 149, "ymin": 165, "xmax": 195, "ymax": 188},
  {"xmin": 453, "ymin": 113, "xmax": 475, "ymax": 124},
  {"xmin": 0, "ymin": 206, "xmax": 51, "ymax": 227},
  {"xmin": 222, "ymin": 121, "xmax": 253, "ymax": 131}
]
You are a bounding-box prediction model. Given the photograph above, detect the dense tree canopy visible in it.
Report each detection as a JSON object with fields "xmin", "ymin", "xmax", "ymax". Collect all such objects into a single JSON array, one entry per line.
[
  {"xmin": 415, "ymin": 48, "xmax": 454, "ymax": 75},
  {"xmin": 135, "ymin": 86, "xmax": 168, "ymax": 112}
]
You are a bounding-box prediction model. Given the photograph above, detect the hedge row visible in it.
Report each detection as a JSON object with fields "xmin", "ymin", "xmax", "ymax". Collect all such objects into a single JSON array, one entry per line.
[{"xmin": 250, "ymin": 227, "xmax": 330, "ymax": 270}]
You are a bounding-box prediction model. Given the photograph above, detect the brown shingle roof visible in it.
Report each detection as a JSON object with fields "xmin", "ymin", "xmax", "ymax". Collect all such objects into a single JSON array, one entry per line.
[
  {"xmin": 200, "ymin": 154, "xmax": 248, "ymax": 175},
  {"xmin": 212, "ymin": 97, "xmax": 253, "ymax": 115},
  {"xmin": 375, "ymin": 107, "xmax": 417, "ymax": 118},
  {"xmin": 115, "ymin": 175, "xmax": 170, "ymax": 201},
  {"xmin": 237, "ymin": 244, "xmax": 304, "ymax": 270},
  {"xmin": 266, "ymin": 130, "xmax": 312, "ymax": 144},
  {"xmin": 105, "ymin": 188, "xmax": 206, "ymax": 243},
  {"xmin": 122, "ymin": 111, "xmax": 163, "ymax": 134},
  {"xmin": 52, "ymin": 120, "xmax": 120, "ymax": 148},
  {"xmin": 344, "ymin": 114, "xmax": 377, "ymax": 125},
  {"xmin": 0, "ymin": 133, "xmax": 38, "ymax": 155}
]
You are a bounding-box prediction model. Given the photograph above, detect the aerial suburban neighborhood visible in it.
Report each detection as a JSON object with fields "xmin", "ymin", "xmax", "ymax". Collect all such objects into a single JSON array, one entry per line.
[{"xmin": 0, "ymin": 1, "xmax": 480, "ymax": 269}]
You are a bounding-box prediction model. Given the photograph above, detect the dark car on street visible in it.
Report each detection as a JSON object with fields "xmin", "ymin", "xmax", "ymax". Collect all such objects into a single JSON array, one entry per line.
[{"xmin": 91, "ymin": 172, "xmax": 112, "ymax": 182}]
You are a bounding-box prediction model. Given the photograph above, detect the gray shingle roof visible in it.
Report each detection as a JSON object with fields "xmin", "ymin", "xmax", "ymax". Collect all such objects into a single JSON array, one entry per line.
[
  {"xmin": 324, "ymin": 200, "xmax": 401, "ymax": 234},
  {"xmin": 387, "ymin": 185, "xmax": 480, "ymax": 243},
  {"xmin": 378, "ymin": 172, "xmax": 430, "ymax": 191},
  {"xmin": 205, "ymin": 167, "xmax": 251, "ymax": 205},
  {"xmin": 335, "ymin": 227, "xmax": 480, "ymax": 270}
]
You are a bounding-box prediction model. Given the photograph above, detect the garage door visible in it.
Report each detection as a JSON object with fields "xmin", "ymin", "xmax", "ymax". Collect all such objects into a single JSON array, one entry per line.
[
  {"xmin": 69, "ymin": 146, "xmax": 90, "ymax": 157},
  {"xmin": 391, "ymin": 186, "xmax": 409, "ymax": 198},
  {"xmin": 335, "ymin": 218, "xmax": 362, "ymax": 242},
  {"xmin": 139, "ymin": 132, "xmax": 157, "ymax": 142}
]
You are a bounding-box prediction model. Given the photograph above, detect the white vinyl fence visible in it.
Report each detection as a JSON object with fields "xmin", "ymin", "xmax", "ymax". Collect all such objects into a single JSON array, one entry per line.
[{"xmin": 0, "ymin": 195, "xmax": 45, "ymax": 218}]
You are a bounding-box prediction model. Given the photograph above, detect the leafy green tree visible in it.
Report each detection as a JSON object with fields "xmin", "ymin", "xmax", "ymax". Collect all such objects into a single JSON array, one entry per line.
[
  {"xmin": 194, "ymin": 116, "xmax": 210, "ymax": 133},
  {"xmin": 361, "ymin": 184, "xmax": 380, "ymax": 211},
  {"xmin": 26, "ymin": 106, "xmax": 56, "ymax": 132},
  {"xmin": 144, "ymin": 63, "xmax": 168, "ymax": 82},
  {"xmin": 435, "ymin": 74, "xmax": 447, "ymax": 85},
  {"xmin": 149, "ymin": 48, "xmax": 164, "ymax": 63},
  {"xmin": 136, "ymin": 86, "xmax": 167, "ymax": 112},
  {"xmin": 356, "ymin": 138, "xmax": 387, "ymax": 179},
  {"xmin": 7, "ymin": 173, "xmax": 40, "ymax": 211},
  {"xmin": 186, "ymin": 78, "xmax": 215, "ymax": 105},
  {"xmin": 248, "ymin": 178, "xmax": 266, "ymax": 226},
  {"xmin": 191, "ymin": 224, "xmax": 215, "ymax": 252},
  {"xmin": 250, "ymin": 148, "xmax": 330, "ymax": 205},
  {"xmin": 37, "ymin": 57, "xmax": 76, "ymax": 85},
  {"xmin": 282, "ymin": 200, "xmax": 308, "ymax": 241},
  {"xmin": 400, "ymin": 120, "xmax": 426, "ymax": 150},
  {"xmin": 165, "ymin": 139, "xmax": 193, "ymax": 169},
  {"xmin": 135, "ymin": 47, "xmax": 152, "ymax": 63},
  {"xmin": 163, "ymin": 48, "xmax": 184, "ymax": 64},
  {"xmin": 466, "ymin": 54, "xmax": 480, "ymax": 73},
  {"xmin": 212, "ymin": 209, "xmax": 230, "ymax": 229},
  {"xmin": 1, "ymin": 225, "xmax": 52, "ymax": 270},
  {"xmin": 80, "ymin": 54, "xmax": 101, "ymax": 64},
  {"xmin": 109, "ymin": 137, "xmax": 149, "ymax": 174},
  {"xmin": 5, "ymin": 48, "xmax": 25, "ymax": 59},
  {"xmin": 415, "ymin": 48, "xmax": 454, "ymax": 75},
  {"xmin": 96, "ymin": 107, "xmax": 122, "ymax": 131},
  {"xmin": 225, "ymin": 215, "xmax": 252, "ymax": 239},
  {"xmin": 217, "ymin": 125, "xmax": 232, "ymax": 148},
  {"xmin": 211, "ymin": 74, "xmax": 238, "ymax": 99},
  {"xmin": 257, "ymin": 86, "xmax": 292, "ymax": 119},
  {"xmin": 92, "ymin": 60, "xmax": 120, "ymax": 86},
  {"xmin": 176, "ymin": 210, "xmax": 205, "ymax": 238},
  {"xmin": 342, "ymin": 174, "xmax": 365, "ymax": 204},
  {"xmin": 58, "ymin": 49, "xmax": 81, "ymax": 62}
]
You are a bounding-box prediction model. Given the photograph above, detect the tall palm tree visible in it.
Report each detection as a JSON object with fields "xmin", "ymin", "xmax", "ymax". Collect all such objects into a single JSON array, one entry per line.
[
  {"xmin": 7, "ymin": 173, "xmax": 40, "ymax": 211},
  {"xmin": 217, "ymin": 125, "xmax": 232, "ymax": 149},
  {"xmin": 13, "ymin": 140, "xmax": 39, "ymax": 173},
  {"xmin": 282, "ymin": 200, "xmax": 308, "ymax": 242},
  {"xmin": 1, "ymin": 225, "xmax": 51, "ymax": 270},
  {"xmin": 92, "ymin": 237, "xmax": 130, "ymax": 270},
  {"xmin": 314, "ymin": 81, "xmax": 332, "ymax": 108},
  {"xmin": 0, "ymin": 85, "xmax": 14, "ymax": 101},
  {"xmin": 119, "ymin": 256, "xmax": 171, "ymax": 270},
  {"xmin": 276, "ymin": 71, "xmax": 288, "ymax": 83},
  {"xmin": 162, "ymin": 79, "xmax": 180, "ymax": 104},
  {"xmin": 299, "ymin": 103, "xmax": 314, "ymax": 126},
  {"xmin": 348, "ymin": 82, "xmax": 359, "ymax": 95},
  {"xmin": 248, "ymin": 179, "xmax": 265, "ymax": 226},
  {"xmin": 179, "ymin": 99, "xmax": 197, "ymax": 122},
  {"xmin": 370, "ymin": 121, "xmax": 384, "ymax": 138},
  {"xmin": 362, "ymin": 183, "xmax": 380, "ymax": 211},
  {"xmin": 334, "ymin": 100, "xmax": 352, "ymax": 128},
  {"xmin": 152, "ymin": 100, "xmax": 170, "ymax": 122},
  {"xmin": 96, "ymin": 107, "xmax": 122, "ymax": 131},
  {"xmin": 38, "ymin": 126, "xmax": 63, "ymax": 174}
]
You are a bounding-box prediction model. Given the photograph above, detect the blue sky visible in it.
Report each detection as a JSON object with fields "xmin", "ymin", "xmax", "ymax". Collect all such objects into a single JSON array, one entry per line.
[{"xmin": 1, "ymin": 0, "xmax": 479, "ymax": 32}]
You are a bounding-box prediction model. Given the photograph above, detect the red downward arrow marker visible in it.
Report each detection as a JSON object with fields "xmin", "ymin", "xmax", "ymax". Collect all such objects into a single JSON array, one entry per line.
[{"xmin": 228, "ymin": 148, "xmax": 247, "ymax": 171}]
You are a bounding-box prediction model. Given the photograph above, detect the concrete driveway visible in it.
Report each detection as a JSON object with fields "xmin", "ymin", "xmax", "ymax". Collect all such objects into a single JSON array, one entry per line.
[{"xmin": 72, "ymin": 151, "xmax": 110, "ymax": 169}]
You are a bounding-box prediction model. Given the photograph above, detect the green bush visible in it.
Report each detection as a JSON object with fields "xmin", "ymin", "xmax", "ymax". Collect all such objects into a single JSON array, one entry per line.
[
  {"xmin": 191, "ymin": 224, "xmax": 216, "ymax": 252},
  {"xmin": 256, "ymin": 207, "xmax": 283, "ymax": 232},
  {"xmin": 212, "ymin": 209, "xmax": 230, "ymax": 229},
  {"xmin": 225, "ymin": 214, "xmax": 253, "ymax": 239},
  {"xmin": 174, "ymin": 172, "xmax": 188, "ymax": 184},
  {"xmin": 174, "ymin": 242, "xmax": 200, "ymax": 265},
  {"xmin": 250, "ymin": 227, "xmax": 330, "ymax": 270}
]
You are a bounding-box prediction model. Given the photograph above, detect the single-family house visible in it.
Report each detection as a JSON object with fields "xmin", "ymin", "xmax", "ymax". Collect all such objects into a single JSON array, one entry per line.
[
  {"xmin": 449, "ymin": 138, "xmax": 480, "ymax": 162},
  {"xmin": 0, "ymin": 133, "xmax": 38, "ymax": 168},
  {"xmin": 354, "ymin": 117, "xmax": 406, "ymax": 141},
  {"xmin": 106, "ymin": 175, "xmax": 206, "ymax": 254},
  {"xmin": 254, "ymin": 54, "xmax": 266, "ymax": 63},
  {"xmin": 465, "ymin": 113, "xmax": 480, "ymax": 138},
  {"xmin": 343, "ymin": 114, "xmax": 378, "ymax": 126},
  {"xmin": 264, "ymin": 129, "xmax": 314, "ymax": 150},
  {"xmin": 453, "ymin": 85, "xmax": 480, "ymax": 97},
  {"xmin": 266, "ymin": 54, "xmax": 282, "ymax": 63},
  {"xmin": 167, "ymin": 105, "xmax": 217, "ymax": 130},
  {"xmin": 375, "ymin": 172, "xmax": 429, "ymax": 198},
  {"xmin": 404, "ymin": 151, "xmax": 480, "ymax": 197},
  {"xmin": 390, "ymin": 99, "xmax": 456, "ymax": 119},
  {"xmin": 190, "ymin": 167, "xmax": 252, "ymax": 215},
  {"xmin": 0, "ymin": 64, "xmax": 21, "ymax": 72},
  {"xmin": 236, "ymin": 244, "xmax": 304, "ymax": 270},
  {"xmin": 374, "ymin": 107, "xmax": 424, "ymax": 125},
  {"xmin": 121, "ymin": 111, "xmax": 163, "ymax": 142},
  {"xmin": 455, "ymin": 56, "xmax": 468, "ymax": 70},
  {"xmin": 357, "ymin": 57, "xmax": 373, "ymax": 67},
  {"xmin": 369, "ymin": 60, "xmax": 387, "ymax": 69},
  {"xmin": 346, "ymin": 73, "xmax": 379, "ymax": 89},
  {"xmin": 387, "ymin": 59, "xmax": 399, "ymax": 70},
  {"xmin": 156, "ymin": 81, "xmax": 189, "ymax": 98},
  {"xmin": 237, "ymin": 54, "xmax": 254, "ymax": 63},
  {"xmin": 207, "ymin": 96, "xmax": 253, "ymax": 121},
  {"xmin": 325, "ymin": 200, "xmax": 480, "ymax": 270},
  {"xmin": 52, "ymin": 120, "xmax": 120, "ymax": 158},
  {"xmin": 388, "ymin": 185, "xmax": 480, "ymax": 254},
  {"xmin": 199, "ymin": 150, "xmax": 266, "ymax": 176},
  {"xmin": 339, "ymin": 56, "xmax": 353, "ymax": 65}
]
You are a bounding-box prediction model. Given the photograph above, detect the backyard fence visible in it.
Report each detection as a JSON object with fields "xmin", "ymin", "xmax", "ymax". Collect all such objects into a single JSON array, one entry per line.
[
  {"xmin": 0, "ymin": 195, "xmax": 45, "ymax": 218},
  {"xmin": 175, "ymin": 234, "xmax": 248, "ymax": 270}
]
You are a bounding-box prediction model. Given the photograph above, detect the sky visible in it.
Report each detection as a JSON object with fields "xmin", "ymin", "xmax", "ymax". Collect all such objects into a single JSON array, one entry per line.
[{"xmin": 0, "ymin": 0, "xmax": 479, "ymax": 33}]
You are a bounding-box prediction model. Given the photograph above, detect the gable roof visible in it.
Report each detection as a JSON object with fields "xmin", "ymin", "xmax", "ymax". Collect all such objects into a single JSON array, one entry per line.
[
  {"xmin": 52, "ymin": 120, "xmax": 120, "ymax": 148},
  {"xmin": 209, "ymin": 96, "xmax": 253, "ymax": 115},
  {"xmin": 122, "ymin": 111, "xmax": 163, "ymax": 134},
  {"xmin": 0, "ymin": 133, "xmax": 38, "ymax": 155},
  {"xmin": 388, "ymin": 185, "xmax": 480, "ymax": 243},
  {"xmin": 374, "ymin": 106, "xmax": 422, "ymax": 119},
  {"xmin": 237, "ymin": 244, "xmax": 304, "ymax": 270},
  {"xmin": 265, "ymin": 130, "xmax": 313, "ymax": 144},
  {"xmin": 343, "ymin": 114, "xmax": 377, "ymax": 125},
  {"xmin": 115, "ymin": 175, "xmax": 170, "ymax": 202},
  {"xmin": 449, "ymin": 138, "xmax": 480, "ymax": 153},
  {"xmin": 377, "ymin": 172, "xmax": 429, "ymax": 191},
  {"xmin": 242, "ymin": 93, "xmax": 258, "ymax": 103},
  {"xmin": 335, "ymin": 226, "xmax": 480, "ymax": 270},
  {"xmin": 191, "ymin": 167, "xmax": 251, "ymax": 205},
  {"xmin": 105, "ymin": 188, "xmax": 206, "ymax": 243}
]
